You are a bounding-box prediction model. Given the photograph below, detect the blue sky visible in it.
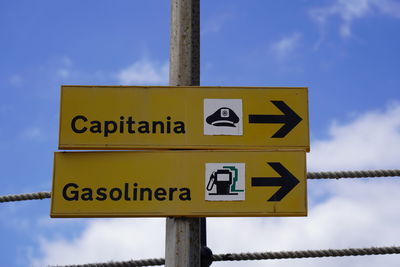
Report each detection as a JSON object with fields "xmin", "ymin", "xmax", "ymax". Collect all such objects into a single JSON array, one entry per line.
[{"xmin": 1, "ymin": 0, "xmax": 400, "ymax": 266}]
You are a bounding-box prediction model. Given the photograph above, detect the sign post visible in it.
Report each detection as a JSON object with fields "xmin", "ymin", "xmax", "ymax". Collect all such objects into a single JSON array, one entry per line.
[
  {"xmin": 167, "ymin": 0, "xmax": 201, "ymax": 266},
  {"xmin": 51, "ymin": 1, "xmax": 310, "ymax": 266}
]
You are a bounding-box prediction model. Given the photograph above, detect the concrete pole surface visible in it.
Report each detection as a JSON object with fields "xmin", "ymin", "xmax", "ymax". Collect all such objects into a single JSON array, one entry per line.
[
  {"xmin": 165, "ymin": 0, "xmax": 201, "ymax": 267},
  {"xmin": 169, "ymin": 0, "xmax": 200, "ymax": 86}
]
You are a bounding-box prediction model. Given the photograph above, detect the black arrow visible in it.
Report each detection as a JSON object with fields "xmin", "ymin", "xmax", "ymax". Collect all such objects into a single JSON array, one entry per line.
[
  {"xmin": 248, "ymin": 100, "xmax": 302, "ymax": 138},
  {"xmin": 251, "ymin": 162, "xmax": 300, "ymax": 202}
]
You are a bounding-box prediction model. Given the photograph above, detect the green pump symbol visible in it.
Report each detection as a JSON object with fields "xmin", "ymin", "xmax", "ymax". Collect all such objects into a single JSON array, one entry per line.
[
  {"xmin": 206, "ymin": 166, "xmax": 244, "ymax": 195},
  {"xmin": 223, "ymin": 166, "xmax": 244, "ymax": 193}
]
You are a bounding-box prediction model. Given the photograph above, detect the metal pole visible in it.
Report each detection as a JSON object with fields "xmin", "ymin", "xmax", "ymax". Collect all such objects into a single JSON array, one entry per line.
[{"xmin": 165, "ymin": 0, "xmax": 201, "ymax": 266}]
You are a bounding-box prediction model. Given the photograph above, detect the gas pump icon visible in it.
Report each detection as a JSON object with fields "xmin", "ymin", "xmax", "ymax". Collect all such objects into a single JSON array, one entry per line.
[
  {"xmin": 205, "ymin": 164, "xmax": 245, "ymax": 201},
  {"xmin": 206, "ymin": 169, "xmax": 237, "ymax": 195}
]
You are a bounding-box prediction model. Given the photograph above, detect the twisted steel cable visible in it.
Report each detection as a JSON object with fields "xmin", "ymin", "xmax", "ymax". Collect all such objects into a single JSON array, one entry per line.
[
  {"xmin": 0, "ymin": 171, "xmax": 399, "ymax": 266},
  {"xmin": 48, "ymin": 246, "xmax": 400, "ymax": 267},
  {"xmin": 307, "ymin": 169, "xmax": 400, "ymax": 179},
  {"xmin": 1, "ymin": 169, "xmax": 400, "ymax": 203},
  {"xmin": 212, "ymin": 246, "xmax": 400, "ymax": 261},
  {"xmin": 0, "ymin": 191, "xmax": 50, "ymax": 203},
  {"xmin": 50, "ymin": 258, "xmax": 165, "ymax": 267}
]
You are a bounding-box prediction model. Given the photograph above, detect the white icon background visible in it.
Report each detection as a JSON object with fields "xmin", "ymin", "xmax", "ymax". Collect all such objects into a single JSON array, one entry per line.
[
  {"xmin": 205, "ymin": 163, "xmax": 245, "ymax": 201},
  {"xmin": 203, "ymin": 99, "xmax": 243, "ymax": 135}
]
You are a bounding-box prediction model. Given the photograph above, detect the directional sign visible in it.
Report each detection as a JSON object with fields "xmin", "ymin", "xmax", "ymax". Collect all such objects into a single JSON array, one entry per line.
[
  {"xmin": 50, "ymin": 151, "xmax": 307, "ymax": 217},
  {"xmin": 249, "ymin": 101, "xmax": 302, "ymax": 138},
  {"xmin": 251, "ymin": 162, "xmax": 300, "ymax": 201},
  {"xmin": 58, "ymin": 86, "xmax": 309, "ymax": 151}
]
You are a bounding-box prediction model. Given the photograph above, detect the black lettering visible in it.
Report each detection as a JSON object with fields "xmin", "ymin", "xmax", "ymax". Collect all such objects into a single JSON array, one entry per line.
[
  {"xmin": 72, "ymin": 116, "xmax": 186, "ymax": 136},
  {"xmin": 154, "ymin": 188, "xmax": 167, "ymax": 201},
  {"xmin": 71, "ymin": 115, "xmax": 87, "ymax": 134},
  {"xmin": 166, "ymin": 116, "xmax": 171, "ymax": 133},
  {"xmin": 62, "ymin": 183, "xmax": 79, "ymax": 201},
  {"xmin": 133, "ymin": 183, "xmax": 138, "ymax": 200},
  {"xmin": 90, "ymin": 120, "xmax": 102, "ymax": 133},
  {"xmin": 119, "ymin": 116, "xmax": 125, "ymax": 133},
  {"xmin": 81, "ymin": 188, "xmax": 93, "ymax": 201},
  {"xmin": 140, "ymin": 188, "xmax": 152, "ymax": 200},
  {"xmin": 61, "ymin": 183, "xmax": 191, "ymax": 202},
  {"xmin": 104, "ymin": 121, "xmax": 117, "ymax": 137},
  {"xmin": 152, "ymin": 121, "xmax": 164, "ymax": 133},
  {"xmin": 96, "ymin": 187, "xmax": 107, "ymax": 201},
  {"xmin": 110, "ymin": 188, "xmax": 122, "ymax": 200},
  {"xmin": 174, "ymin": 121, "xmax": 186, "ymax": 133},
  {"xmin": 179, "ymin": 188, "xmax": 191, "ymax": 200},
  {"xmin": 124, "ymin": 183, "xmax": 131, "ymax": 201},
  {"xmin": 138, "ymin": 121, "xmax": 150, "ymax": 133},
  {"xmin": 127, "ymin": 117, "xmax": 135, "ymax": 133},
  {"xmin": 169, "ymin": 188, "xmax": 178, "ymax": 200}
]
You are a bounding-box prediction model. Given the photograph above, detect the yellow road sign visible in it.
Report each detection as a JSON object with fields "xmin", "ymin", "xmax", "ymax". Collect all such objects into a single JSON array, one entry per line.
[
  {"xmin": 59, "ymin": 86, "xmax": 309, "ymax": 151},
  {"xmin": 51, "ymin": 151, "xmax": 307, "ymax": 217}
]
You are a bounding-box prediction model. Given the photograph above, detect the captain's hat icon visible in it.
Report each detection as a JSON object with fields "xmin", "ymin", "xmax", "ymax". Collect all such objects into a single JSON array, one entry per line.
[{"xmin": 206, "ymin": 107, "xmax": 240, "ymax": 127}]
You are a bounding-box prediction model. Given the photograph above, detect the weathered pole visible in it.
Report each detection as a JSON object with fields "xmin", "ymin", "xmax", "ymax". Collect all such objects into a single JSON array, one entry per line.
[
  {"xmin": 169, "ymin": 0, "xmax": 200, "ymax": 86},
  {"xmin": 165, "ymin": 0, "xmax": 201, "ymax": 266}
]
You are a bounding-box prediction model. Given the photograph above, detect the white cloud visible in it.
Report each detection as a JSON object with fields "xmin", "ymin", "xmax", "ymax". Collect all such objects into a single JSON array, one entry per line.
[
  {"xmin": 309, "ymin": 102, "xmax": 400, "ymax": 171},
  {"xmin": 117, "ymin": 59, "xmax": 169, "ymax": 85},
  {"xmin": 208, "ymin": 179, "xmax": 400, "ymax": 267},
  {"xmin": 31, "ymin": 102, "xmax": 400, "ymax": 267},
  {"xmin": 270, "ymin": 33, "xmax": 302, "ymax": 61},
  {"xmin": 31, "ymin": 218, "xmax": 165, "ymax": 267},
  {"xmin": 0, "ymin": 204, "xmax": 32, "ymax": 233},
  {"xmin": 310, "ymin": 0, "xmax": 400, "ymax": 38}
]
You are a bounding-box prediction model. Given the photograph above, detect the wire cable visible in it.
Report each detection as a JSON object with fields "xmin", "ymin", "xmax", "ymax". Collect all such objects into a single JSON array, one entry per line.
[
  {"xmin": 1, "ymin": 169, "xmax": 400, "ymax": 203},
  {"xmin": 212, "ymin": 246, "xmax": 400, "ymax": 261},
  {"xmin": 50, "ymin": 258, "xmax": 165, "ymax": 267},
  {"xmin": 0, "ymin": 171, "xmax": 399, "ymax": 265},
  {"xmin": 48, "ymin": 246, "xmax": 400, "ymax": 267},
  {"xmin": 0, "ymin": 192, "xmax": 50, "ymax": 203},
  {"xmin": 307, "ymin": 169, "xmax": 400, "ymax": 179},
  {"xmin": 51, "ymin": 258, "xmax": 165, "ymax": 267}
]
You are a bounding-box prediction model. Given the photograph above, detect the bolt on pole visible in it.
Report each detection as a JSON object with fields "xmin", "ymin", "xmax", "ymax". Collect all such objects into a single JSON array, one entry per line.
[{"xmin": 165, "ymin": 0, "xmax": 201, "ymax": 267}]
